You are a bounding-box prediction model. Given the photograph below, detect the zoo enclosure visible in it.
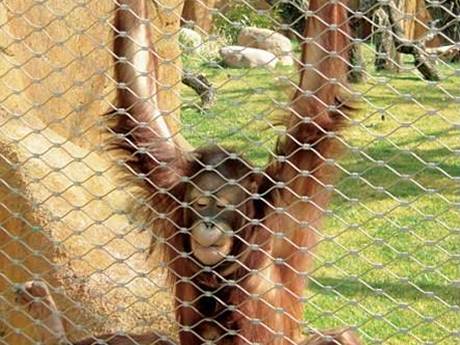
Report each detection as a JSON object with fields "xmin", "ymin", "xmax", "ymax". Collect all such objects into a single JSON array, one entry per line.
[{"xmin": 0, "ymin": 1, "xmax": 459, "ymax": 345}]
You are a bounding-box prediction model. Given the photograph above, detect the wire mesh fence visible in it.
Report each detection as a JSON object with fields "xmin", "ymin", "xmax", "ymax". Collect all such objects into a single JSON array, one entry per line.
[{"xmin": 0, "ymin": 0, "xmax": 458, "ymax": 344}]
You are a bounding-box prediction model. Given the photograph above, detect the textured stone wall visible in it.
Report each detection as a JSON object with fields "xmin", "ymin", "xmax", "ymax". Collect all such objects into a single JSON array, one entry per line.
[
  {"xmin": 0, "ymin": 1, "xmax": 185, "ymax": 343},
  {"xmin": 0, "ymin": 0, "xmax": 185, "ymax": 148}
]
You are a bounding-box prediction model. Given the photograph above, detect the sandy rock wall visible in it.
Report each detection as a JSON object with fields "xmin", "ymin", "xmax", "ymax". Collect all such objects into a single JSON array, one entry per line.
[
  {"xmin": 0, "ymin": 111, "xmax": 176, "ymax": 344},
  {"xmin": 0, "ymin": 0, "xmax": 185, "ymax": 148},
  {"xmin": 0, "ymin": 1, "xmax": 185, "ymax": 344}
]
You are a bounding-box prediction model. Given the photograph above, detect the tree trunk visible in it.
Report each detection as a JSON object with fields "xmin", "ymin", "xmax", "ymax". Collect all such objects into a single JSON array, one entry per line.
[
  {"xmin": 385, "ymin": 2, "xmax": 440, "ymax": 80},
  {"xmin": 182, "ymin": 0, "xmax": 217, "ymax": 33},
  {"xmin": 348, "ymin": 19, "xmax": 367, "ymax": 83},
  {"xmin": 361, "ymin": 0, "xmax": 440, "ymax": 80},
  {"xmin": 266, "ymin": 0, "xmax": 308, "ymax": 39},
  {"xmin": 373, "ymin": 8, "xmax": 399, "ymax": 72}
]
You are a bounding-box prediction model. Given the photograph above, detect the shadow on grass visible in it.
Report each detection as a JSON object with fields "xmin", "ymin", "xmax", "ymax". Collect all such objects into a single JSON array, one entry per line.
[
  {"xmin": 181, "ymin": 59, "xmax": 459, "ymax": 203},
  {"xmin": 363, "ymin": 94, "xmax": 459, "ymax": 108},
  {"xmin": 394, "ymin": 128, "xmax": 460, "ymax": 147},
  {"xmin": 373, "ymin": 73, "xmax": 421, "ymax": 82},
  {"xmin": 337, "ymin": 143, "xmax": 459, "ymax": 201},
  {"xmin": 310, "ymin": 277, "xmax": 460, "ymax": 305}
]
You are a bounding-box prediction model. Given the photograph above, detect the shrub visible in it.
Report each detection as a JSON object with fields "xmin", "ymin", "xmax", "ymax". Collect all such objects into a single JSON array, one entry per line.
[{"xmin": 213, "ymin": 3, "xmax": 279, "ymax": 43}]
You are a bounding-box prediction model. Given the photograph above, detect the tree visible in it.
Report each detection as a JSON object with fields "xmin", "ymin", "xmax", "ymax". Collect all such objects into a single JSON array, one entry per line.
[
  {"xmin": 362, "ymin": 0, "xmax": 440, "ymax": 80},
  {"xmin": 266, "ymin": 0, "xmax": 308, "ymax": 38}
]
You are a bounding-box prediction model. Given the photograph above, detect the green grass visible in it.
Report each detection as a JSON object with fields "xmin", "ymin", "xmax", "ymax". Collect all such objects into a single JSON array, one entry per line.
[{"xmin": 180, "ymin": 46, "xmax": 460, "ymax": 344}]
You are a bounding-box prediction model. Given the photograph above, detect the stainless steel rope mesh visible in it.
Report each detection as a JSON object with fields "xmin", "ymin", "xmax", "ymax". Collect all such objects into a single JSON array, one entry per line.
[{"xmin": 0, "ymin": 0, "xmax": 458, "ymax": 345}]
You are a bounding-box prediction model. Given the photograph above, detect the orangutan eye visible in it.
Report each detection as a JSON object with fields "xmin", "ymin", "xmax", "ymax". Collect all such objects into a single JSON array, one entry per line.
[{"xmin": 196, "ymin": 197, "xmax": 209, "ymax": 208}]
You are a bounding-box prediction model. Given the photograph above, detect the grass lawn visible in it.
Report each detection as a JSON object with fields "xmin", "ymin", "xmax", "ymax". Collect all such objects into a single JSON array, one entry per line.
[{"xmin": 180, "ymin": 46, "xmax": 460, "ymax": 345}]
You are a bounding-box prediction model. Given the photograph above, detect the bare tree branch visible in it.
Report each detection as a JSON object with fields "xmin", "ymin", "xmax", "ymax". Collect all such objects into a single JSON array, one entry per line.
[{"xmin": 361, "ymin": 0, "xmax": 440, "ymax": 81}]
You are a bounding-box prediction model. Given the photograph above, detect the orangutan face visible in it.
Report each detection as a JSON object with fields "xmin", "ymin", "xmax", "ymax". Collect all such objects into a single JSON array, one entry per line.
[{"xmin": 185, "ymin": 171, "xmax": 250, "ymax": 265}]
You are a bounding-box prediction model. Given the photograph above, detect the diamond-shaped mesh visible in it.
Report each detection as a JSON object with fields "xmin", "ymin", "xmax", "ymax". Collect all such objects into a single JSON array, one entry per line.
[{"xmin": 0, "ymin": 1, "xmax": 458, "ymax": 345}]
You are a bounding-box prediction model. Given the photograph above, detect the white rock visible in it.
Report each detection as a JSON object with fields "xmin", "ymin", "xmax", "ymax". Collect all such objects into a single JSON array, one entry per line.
[
  {"xmin": 219, "ymin": 46, "xmax": 278, "ymax": 69},
  {"xmin": 179, "ymin": 28, "xmax": 203, "ymax": 54},
  {"xmin": 238, "ymin": 27, "xmax": 293, "ymax": 66}
]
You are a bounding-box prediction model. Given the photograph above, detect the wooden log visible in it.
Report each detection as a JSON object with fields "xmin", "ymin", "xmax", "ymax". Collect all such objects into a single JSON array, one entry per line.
[
  {"xmin": 425, "ymin": 45, "xmax": 460, "ymax": 61},
  {"xmin": 182, "ymin": 70, "xmax": 216, "ymax": 109}
]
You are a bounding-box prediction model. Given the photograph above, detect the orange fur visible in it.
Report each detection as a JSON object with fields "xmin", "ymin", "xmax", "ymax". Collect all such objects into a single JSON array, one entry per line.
[
  {"xmin": 302, "ymin": 328, "xmax": 362, "ymax": 345},
  {"xmin": 109, "ymin": 1, "xmax": 354, "ymax": 345},
  {"xmin": 10, "ymin": 2, "xmax": 357, "ymax": 345},
  {"xmin": 225, "ymin": 2, "xmax": 352, "ymax": 344}
]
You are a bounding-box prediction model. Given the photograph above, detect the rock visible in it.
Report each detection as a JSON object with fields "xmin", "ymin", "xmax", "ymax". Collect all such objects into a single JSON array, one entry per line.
[
  {"xmin": 238, "ymin": 27, "xmax": 293, "ymax": 66},
  {"xmin": 219, "ymin": 46, "xmax": 278, "ymax": 69},
  {"xmin": 0, "ymin": 111, "xmax": 176, "ymax": 344},
  {"xmin": 179, "ymin": 28, "xmax": 203, "ymax": 54},
  {"xmin": 0, "ymin": 0, "xmax": 186, "ymax": 149}
]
